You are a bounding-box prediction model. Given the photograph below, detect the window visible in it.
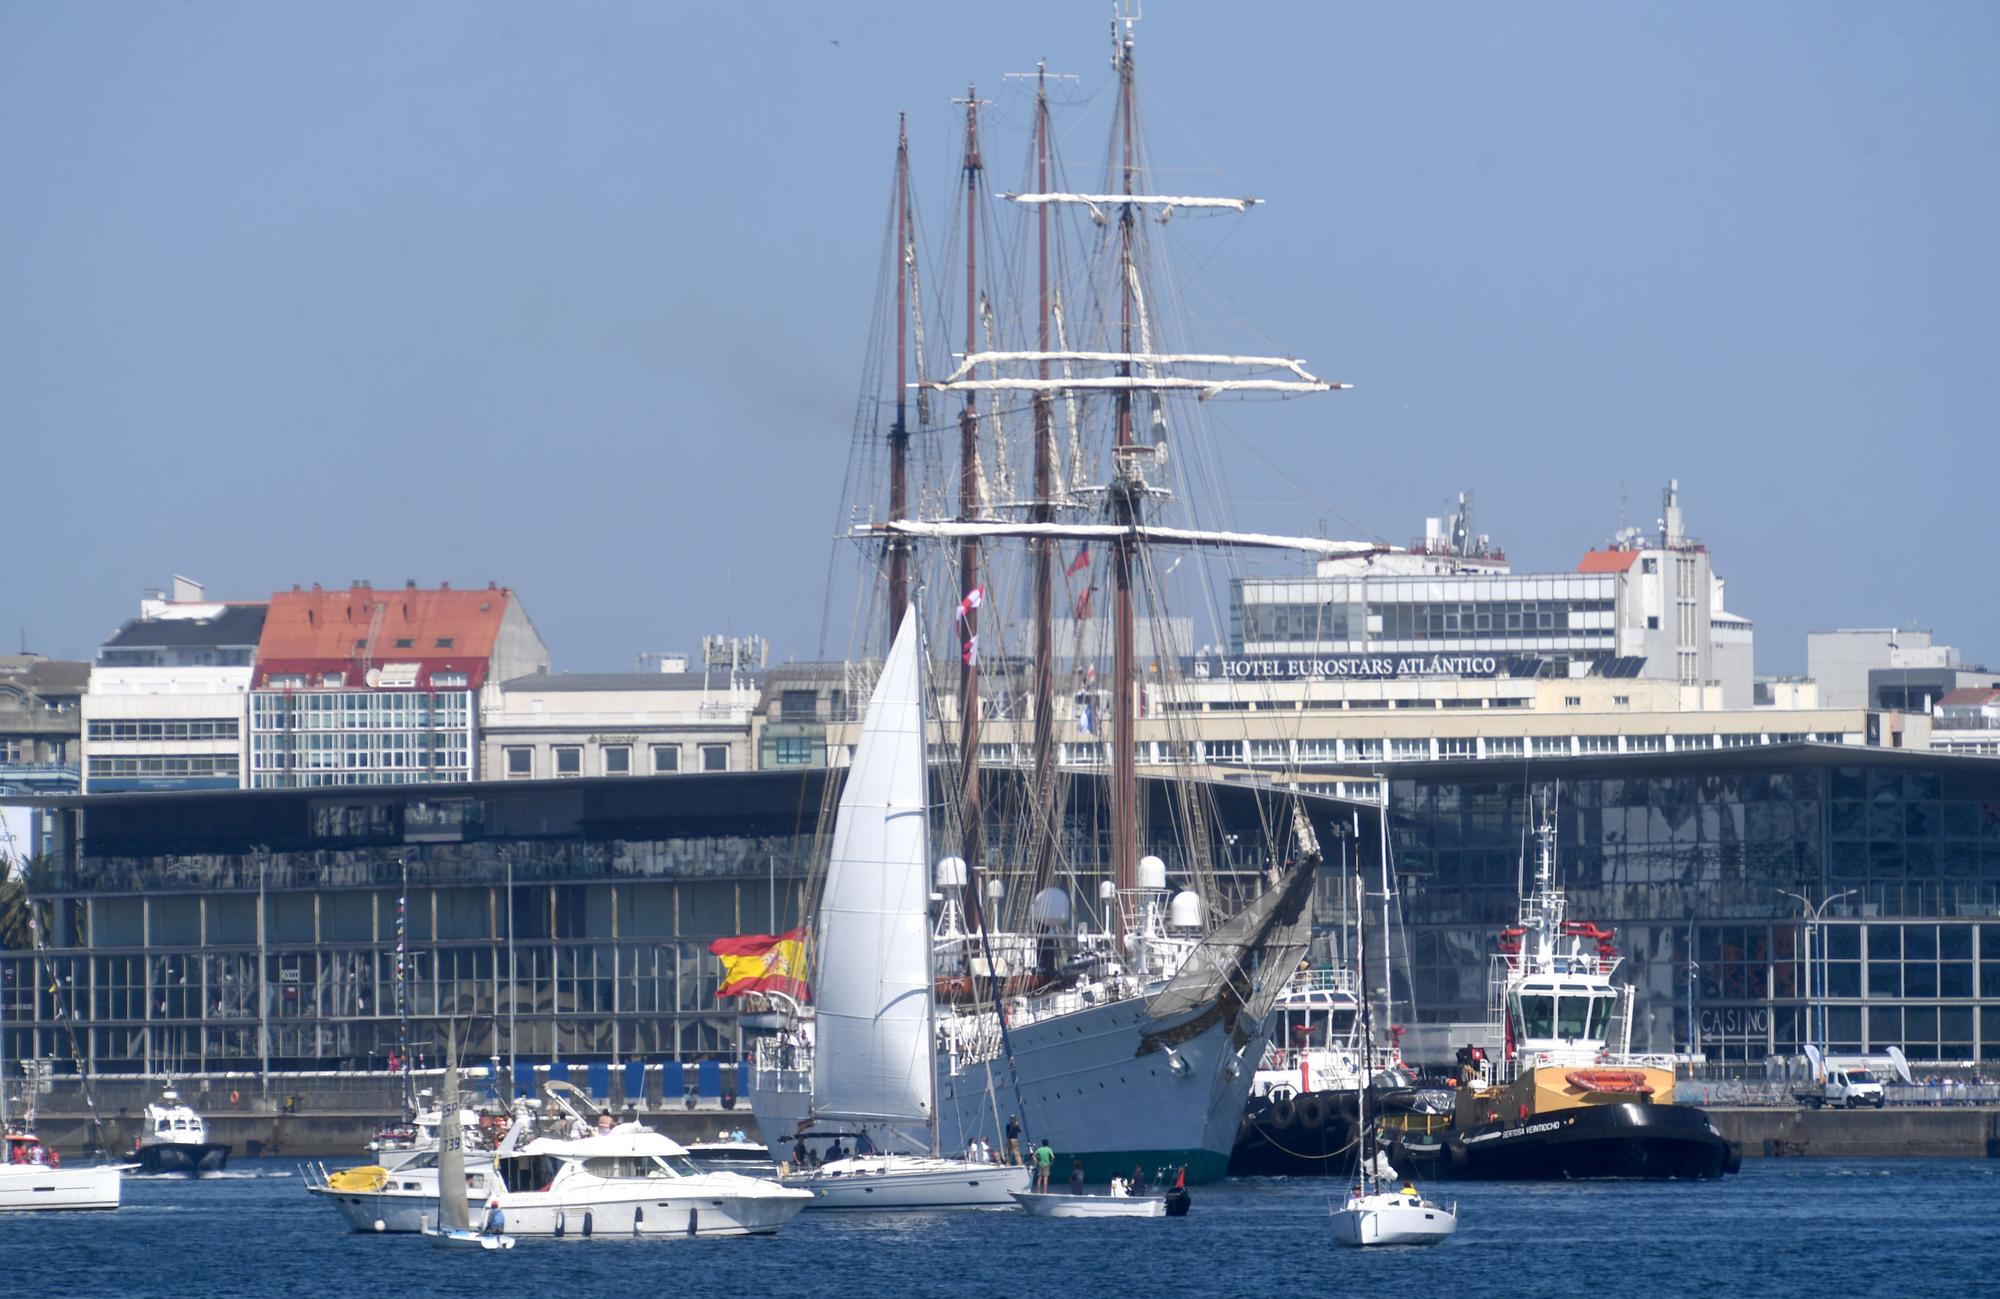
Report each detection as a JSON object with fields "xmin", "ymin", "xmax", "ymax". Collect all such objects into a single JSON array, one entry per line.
[
  {"xmin": 700, "ymin": 744, "xmax": 729, "ymax": 772},
  {"xmin": 1564, "ymin": 696, "xmax": 1582, "ymax": 707},
  {"xmin": 771, "ymin": 736, "xmax": 815, "ymax": 765},
  {"xmin": 1439, "ymin": 737, "xmax": 1476, "ymax": 760},
  {"xmin": 1485, "ymin": 736, "xmax": 1525, "ymax": 758},
  {"xmin": 504, "ymin": 747, "xmax": 532, "ymax": 779},
  {"xmin": 603, "ymin": 745, "xmax": 631, "ymax": 775},
  {"xmin": 432, "ymin": 671, "xmax": 469, "ymax": 687},
  {"xmin": 435, "ymin": 638, "xmax": 455, "ymax": 649},
  {"xmin": 779, "ymin": 689, "xmax": 819, "ymax": 721},
  {"xmin": 1641, "ymin": 557, "xmax": 1659, "ymax": 574},
  {"xmin": 393, "ymin": 638, "xmax": 415, "ymax": 649},
  {"xmin": 1613, "ymin": 695, "xmax": 1630, "ymax": 707},
  {"xmin": 651, "ymin": 745, "xmax": 680, "ymax": 773},
  {"xmin": 1389, "ymin": 737, "xmax": 1430, "ymax": 762},
  {"xmin": 554, "ymin": 746, "xmax": 582, "ymax": 777},
  {"xmin": 1646, "ymin": 616, "xmax": 1660, "ymax": 629},
  {"xmin": 1578, "ymin": 735, "xmax": 1619, "ymax": 754}
]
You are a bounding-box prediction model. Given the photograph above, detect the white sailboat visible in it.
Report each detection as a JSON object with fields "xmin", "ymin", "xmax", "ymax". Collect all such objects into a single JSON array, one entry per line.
[
  {"xmin": 423, "ymin": 1034, "xmax": 514, "ymax": 1250},
  {"xmin": 1331, "ymin": 811, "xmax": 1455, "ymax": 1248},
  {"xmin": 782, "ymin": 606, "xmax": 1030, "ymax": 1211}
]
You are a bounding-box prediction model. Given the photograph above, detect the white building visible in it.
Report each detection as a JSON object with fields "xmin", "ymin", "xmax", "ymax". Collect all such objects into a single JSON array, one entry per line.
[
  {"xmin": 81, "ymin": 578, "xmax": 265, "ymax": 792},
  {"xmin": 1229, "ymin": 482, "xmax": 1754, "ymax": 706},
  {"xmin": 1806, "ymin": 628, "xmax": 1958, "ymax": 711},
  {"xmin": 483, "ymin": 670, "xmax": 760, "ymax": 780}
]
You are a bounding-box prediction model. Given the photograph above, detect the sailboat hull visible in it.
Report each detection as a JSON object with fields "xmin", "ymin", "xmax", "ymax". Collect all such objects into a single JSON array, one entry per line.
[{"xmin": 937, "ymin": 995, "xmax": 1261, "ymax": 1185}]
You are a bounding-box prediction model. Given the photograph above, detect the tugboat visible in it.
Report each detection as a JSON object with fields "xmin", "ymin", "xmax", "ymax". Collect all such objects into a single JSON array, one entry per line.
[
  {"xmin": 133, "ymin": 1087, "xmax": 230, "ymax": 1177},
  {"xmin": 1387, "ymin": 794, "xmax": 1739, "ymax": 1181}
]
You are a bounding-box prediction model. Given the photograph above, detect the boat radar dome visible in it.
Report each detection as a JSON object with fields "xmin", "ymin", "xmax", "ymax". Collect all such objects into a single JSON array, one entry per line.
[
  {"xmin": 1030, "ymin": 887, "xmax": 1072, "ymax": 929},
  {"xmin": 986, "ymin": 878, "xmax": 1005, "ymax": 902},
  {"xmin": 935, "ymin": 856, "xmax": 968, "ymax": 889},
  {"xmin": 1169, "ymin": 890, "xmax": 1203, "ymax": 929},
  {"xmin": 1137, "ymin": 855, "xmax": 1168, "ymax": 891}
]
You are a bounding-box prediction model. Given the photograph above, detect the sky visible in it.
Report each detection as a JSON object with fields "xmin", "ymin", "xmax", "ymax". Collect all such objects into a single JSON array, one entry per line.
[{"xmin": 2, "ymin": 2, "xmax": 1994, "ymax": 675}]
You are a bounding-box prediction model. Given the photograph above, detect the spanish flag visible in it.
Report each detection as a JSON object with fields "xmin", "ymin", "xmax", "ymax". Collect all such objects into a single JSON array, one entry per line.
[{"xmin": 709, "ymin": 928, "xmax": 809, "ymax": 1001}]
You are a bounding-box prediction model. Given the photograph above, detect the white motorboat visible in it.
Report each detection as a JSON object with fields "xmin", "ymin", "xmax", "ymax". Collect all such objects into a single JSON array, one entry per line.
[
  {"xmin": 132, "ymin": 1086, "xmax": 230, "ymax": 1177},
  {"xmin": 422, "ymin": 1036, "xmax": 515, "ymax": 1250},
  {"xmin": 777, "ymin": 608, "xmax": 1029, "ymax": 1212},
  {"xmin": 0, "ymin": 1132, "xmax": 121, "ymax": 1212},
  {"xmin": 1011, "ymin": 1189, "xmax": 1166, "ymax": 1219},
  {"xmin": 490, "ymin": 1128, "xmax": 810, "ymax": 1237},
  {"xmin": 684, "ymin": 1132, "xmax": 775, "ymax": 1177}
]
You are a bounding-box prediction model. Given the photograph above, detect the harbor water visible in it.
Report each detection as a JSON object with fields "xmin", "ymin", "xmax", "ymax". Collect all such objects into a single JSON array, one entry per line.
[{"xmin": 15, "ymin": 1158, "xmax": 1998, "ymax": 1298}]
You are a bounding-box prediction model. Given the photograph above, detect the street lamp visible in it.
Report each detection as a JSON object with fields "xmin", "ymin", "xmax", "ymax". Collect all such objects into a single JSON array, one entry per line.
[{"xmin": 1776, "ymin": 887, "xmax": 1858, "ymax": 1055}]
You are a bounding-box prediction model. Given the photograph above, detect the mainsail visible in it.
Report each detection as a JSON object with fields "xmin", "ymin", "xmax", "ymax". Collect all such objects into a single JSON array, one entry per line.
[
  {"xmin": 810, "ymin": 606, "xmax": 933, "ymax": 1127},
  {"xmin": 437, "ymin": 1033, "xmax": 470, "ymax": 1233}
]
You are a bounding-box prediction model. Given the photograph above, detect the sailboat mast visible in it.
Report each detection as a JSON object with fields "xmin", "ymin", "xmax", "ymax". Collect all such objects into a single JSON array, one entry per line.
[
  {"xmin": 957, "ymin": 87, "xmax": 987, "ymax": 926},
  {"xmin": 887, "ymin": 116, "xmax": 912, "ymax": 644},
  {"xmin": 1379, "ymin": 784, "xmax": 1394, "ymax": 1048},
  {"xmin": 1355, "ymin": 811, "xmax": 1373, "ymax": 1193},
  {"xmin": 1109, "ymin": 32, "xmax": 1140, "ymax": 931},
  {"xmin": 1028, "ymin": 65, "xmax": 1058, "ymax": 887}
]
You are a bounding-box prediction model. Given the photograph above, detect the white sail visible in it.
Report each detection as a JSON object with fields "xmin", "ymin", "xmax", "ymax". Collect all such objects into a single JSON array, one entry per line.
[
  {"xmin": 811, "ymin": 606, "xmax": 932, "ymax": 1126},
  {"xmin": 438, "ymin": 1035, "xmax": 470, "ymax": 1232}
]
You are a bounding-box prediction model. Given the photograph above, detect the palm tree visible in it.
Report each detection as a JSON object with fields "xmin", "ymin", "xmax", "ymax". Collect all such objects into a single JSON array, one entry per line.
[{"xmin": 0, "ymin": 853, "xmax": 39, "ymax": 952}]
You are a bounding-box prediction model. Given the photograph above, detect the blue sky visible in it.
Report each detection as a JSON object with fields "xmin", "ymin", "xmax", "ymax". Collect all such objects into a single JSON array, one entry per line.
[{"xmin": 3, "ymin": 2, "xmax": 1993, "ymax": 673}]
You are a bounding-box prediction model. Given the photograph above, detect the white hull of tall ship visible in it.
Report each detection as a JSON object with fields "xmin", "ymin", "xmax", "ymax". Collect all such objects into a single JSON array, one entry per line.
[
  {"xmin": 936, "ymin": 997, "xmax": 1262, "ymax": 1184},
  {"xmin": 783, "ymin": 1155, "xmax": 1029, "ymax": 1211},
  {"xmin": 1329, "ymin": 1191, "xmax": 1456, "ymax": 1247},
  {"xmin": 306, "ymin": 1160, "xmax": 497, "ymax": 1234},
  {"xmin": 0, "ymin": 1163, "xmax": 123, "ymax": 1212}
]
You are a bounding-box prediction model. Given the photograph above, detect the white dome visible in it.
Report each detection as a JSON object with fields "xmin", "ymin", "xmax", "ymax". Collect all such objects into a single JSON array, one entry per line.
[
  {"xmin": 1169, "ymin": 890, "xmax": 1204, "ymax": 929},
  {"xmin": 1137, "ymin": 855, "xmax": 1168, "ymax": 890},
  {"xmin": 1029, "ymin": 887, "xmax": 1072, "ymax": 929},
  {"xmin": 934, "ymin": 856, "xmax": 968, "ymax": 888}
]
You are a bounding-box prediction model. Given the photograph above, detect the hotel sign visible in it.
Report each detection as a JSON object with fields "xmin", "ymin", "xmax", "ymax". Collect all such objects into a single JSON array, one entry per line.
[{"xmin": 1194, "ymin": 654, "xmax": 1523, "ymax": 681}]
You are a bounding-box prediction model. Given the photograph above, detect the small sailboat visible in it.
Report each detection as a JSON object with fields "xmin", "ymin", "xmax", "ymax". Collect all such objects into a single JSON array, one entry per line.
[
  {"xmin": 423, "ymin": 1035, "xmax": 514, "ymax": 1250},
  {"xmin": 781, "ymin": 606, "xmax": 1031, "ymax": 1210},
  {"xmin": 1331, "ymin": 812, "xmax": 1455, "ymax": 1248}
]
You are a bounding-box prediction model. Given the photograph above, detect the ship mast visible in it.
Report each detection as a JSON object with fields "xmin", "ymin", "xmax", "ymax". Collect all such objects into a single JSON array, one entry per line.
[
  {"xmin": 887, "ymin": 115, "xmax": 912, "ymax": 644},
  {"xmin": 1027, "ymin": 64, "xmax": 1059, "ymax": 890},
  {"xmin": 955, "ymin": 86, "xmax": 988, "ymax": 926},
  {"xmin": 1109, "ymin": 27, "xmax": 1140, "ymax": 933}
]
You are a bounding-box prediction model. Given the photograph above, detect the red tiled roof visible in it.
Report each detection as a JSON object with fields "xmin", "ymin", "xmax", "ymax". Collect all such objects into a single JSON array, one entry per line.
[
  {"xmin": 1577, "ymin": 550, "xmax": 1641, "ymax": 574},
  {"xmin": 1938, "ymin": 687, "xmax": 2000, "ymax": 708},
  {"xmin": 255, "ymin": 585, "xmax": 512, "ymax": 689}
]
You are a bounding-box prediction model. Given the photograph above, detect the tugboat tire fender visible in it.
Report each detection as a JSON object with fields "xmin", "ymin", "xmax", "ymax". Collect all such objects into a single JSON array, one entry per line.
[
  {"xmin": 1269, "ymin": 1098, "xmax": 1298, "ymax": 1130},
  {"xmin": 1296, "ymin": 1096, "xmax": 1327, "ymax": 1131}
]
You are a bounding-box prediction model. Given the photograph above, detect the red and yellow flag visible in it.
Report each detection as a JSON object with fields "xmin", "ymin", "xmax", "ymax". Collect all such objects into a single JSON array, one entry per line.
[{"xmin": 708, "ymin": 928, "xmax": 809, "ymax": 1001}]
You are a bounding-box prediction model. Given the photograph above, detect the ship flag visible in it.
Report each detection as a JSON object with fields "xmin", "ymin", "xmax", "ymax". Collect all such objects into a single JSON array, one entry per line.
[{"xmin": 709, "ymin": 928, "xmax": 810, "ymax": 1000}]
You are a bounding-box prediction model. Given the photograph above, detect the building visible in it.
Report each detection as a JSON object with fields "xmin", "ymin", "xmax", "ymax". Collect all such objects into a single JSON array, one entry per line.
[
  {"xmin": 247, "ymin": 582, "xmax": 548, "ymax": 788},
  {"xmin": 1806, "ymin": 628, "xmax": 1958, "ymax": 711},
  {"xmin": 484, "ymin": 669, "xmax": 760, "ymax": 780},
  {"xmin": 5, "ymin": 769, "xmax": 1313, "ymax": 1076},
  {"xmin": 81, "ymin": 578, "xmax": 266, "ymax": 793},
  {"xmin": 1930, "ymin": 688, "xmax": 2000, "ymax": 758},
  {"xmin": 0, "ymin": 655, "xmax": 85, "ymax": 794},
  {"xmin": 1229, "ymin": 482, "xmax": 1754, "ymax": 706}
]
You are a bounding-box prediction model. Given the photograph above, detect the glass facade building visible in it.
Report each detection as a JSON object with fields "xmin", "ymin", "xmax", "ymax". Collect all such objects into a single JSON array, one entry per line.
[{"xmin": 1386, "ymin": 746, "xmax": 2000, "ymax": 1063}]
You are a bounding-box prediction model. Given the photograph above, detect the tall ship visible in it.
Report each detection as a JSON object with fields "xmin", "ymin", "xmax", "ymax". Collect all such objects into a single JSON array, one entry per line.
[
  {"xmin": 1387, "ymin": 793, "xmax": 1739, "ymax": 1180},
  {"xmin": 749, "ymin": 13, "xmax": 1350, "ymax": 1183}
]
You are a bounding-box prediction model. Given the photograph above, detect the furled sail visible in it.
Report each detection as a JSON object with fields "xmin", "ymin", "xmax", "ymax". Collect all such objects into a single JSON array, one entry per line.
[{"xmin": 811, "ymin": 605, "xmax": 933, "ymax": 1125}]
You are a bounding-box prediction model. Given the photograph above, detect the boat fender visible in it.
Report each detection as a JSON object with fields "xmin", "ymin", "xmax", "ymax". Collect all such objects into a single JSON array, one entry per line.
[
  {"xmin": 582, "ymin": 1212, "xmax": 592, "ymax": 1237},
  {"xmin": 1297, "ymin": 1097, "xmax": 1327, "ymax": 1132},
  {"xmin": 687, "ymin": 1208, "xmax": 698, "ymax": 1238},
  {"xmin": 633, "ymin": 1207, "xmax": 643, "ymax": 1236},
  {"xmin": 1270, "ymin": 1098, "xmax": 1298, "ymax": 1130},
  {"xmin": 554, "ymin": 1212, "xmax": 565, "ymax": 1238}
]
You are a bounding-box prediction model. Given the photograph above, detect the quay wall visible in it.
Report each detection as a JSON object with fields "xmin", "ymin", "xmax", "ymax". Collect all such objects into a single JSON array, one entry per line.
[{"xmin": 1708, "ymin": 1106, "xmax": 2000, "ymax": 1158}]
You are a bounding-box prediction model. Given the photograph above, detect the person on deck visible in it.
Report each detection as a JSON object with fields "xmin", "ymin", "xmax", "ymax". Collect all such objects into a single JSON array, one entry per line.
[
  {"xmin": 1128, "ymin": 1164, "xmax": 1147, "ymax": 1195},
  {"xmin": 1068, "ymin": 1157, "xmax": 1086, "ymax": 1195},
  {"xmin": 792, "ymin": 1137, "xmax": 810, "ymax": 1168},
  {"xmin": 855, "ymin": 1129, "xmax": 875, "ymax": 1157},
  {"xmin": 596, "ymin": 1112, "xmax": 617, "ymax": 1135},
  {"xmin": 1034, "ymin": 1139, "xmax": 1054, "ymax": 1192},
  {"xmin": 1005, "ymin": 1114, "xmax": 1023, "ymax": 1165}
]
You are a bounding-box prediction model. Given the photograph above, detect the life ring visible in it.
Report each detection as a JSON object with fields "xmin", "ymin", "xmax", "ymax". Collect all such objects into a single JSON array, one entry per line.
[
  {"xmin": 1297, "ymin": 1096, "xmax": 1328, "ymax": 1131},
  {"xmin": 230, "ymin": 1090, "xmax": 240, "ymax": 1105}
]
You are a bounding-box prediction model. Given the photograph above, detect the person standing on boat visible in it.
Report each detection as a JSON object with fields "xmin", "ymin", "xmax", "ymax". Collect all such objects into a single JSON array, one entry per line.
[
  {"xmin": 1128, "ymin": 1164, "xmax": 1147, "ymax": 1195},
  {"xmin": 854, "ymin": 1129, "xmax": 875, "ymax": 1157},
  {"xmin": 1068, "ymin": 1158, "xmax": 1085, "ymax": 1195},
  {"xmin": 1005, "ymin": 1115, "xmax": 1023, "ymax": 1165},
  {"xmin": 1034, "ymin": 1139, "xmax": 1054, "ymax": 1192}
]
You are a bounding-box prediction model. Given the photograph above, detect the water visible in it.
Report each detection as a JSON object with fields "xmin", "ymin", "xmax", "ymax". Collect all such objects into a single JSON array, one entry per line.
[{"xmin": 13, "ymin": 1158, "xmax": 1996, "ymax": 1298}]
